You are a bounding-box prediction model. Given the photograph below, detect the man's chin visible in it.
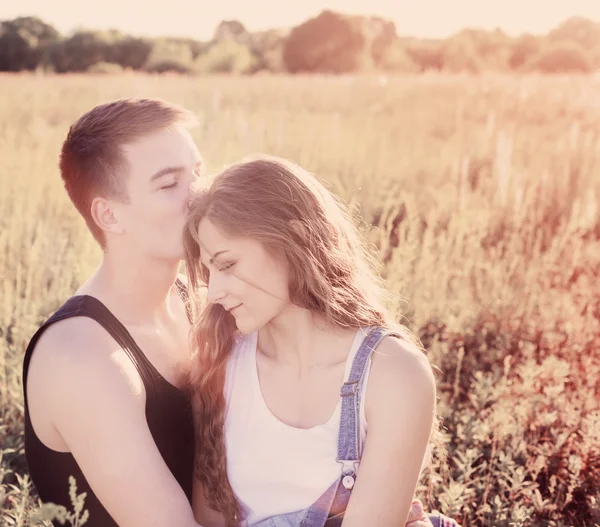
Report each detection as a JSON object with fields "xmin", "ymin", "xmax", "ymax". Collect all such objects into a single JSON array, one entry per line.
[
  {"xmin": 152, "ymin": 248, "xmax": 185, "ymax": 264},
  {"xmin": 173, "ymin": 250, "xmax": 186, "ymax": 262},
  {"xmin": 169, "ymin": 243, "xmax": 186, "ymax": 261}
]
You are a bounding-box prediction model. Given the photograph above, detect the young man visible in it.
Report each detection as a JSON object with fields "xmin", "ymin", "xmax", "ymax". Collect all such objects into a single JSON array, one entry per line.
[{"xmin": 22, "ymin": 98, "xmax": 444, "ymax": 527}]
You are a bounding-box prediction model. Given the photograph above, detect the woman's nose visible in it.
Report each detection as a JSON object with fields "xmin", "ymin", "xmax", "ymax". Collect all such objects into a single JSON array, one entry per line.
[{"xmin": 206, "ymin": 274, "xmax": 226, "ymax": 304}]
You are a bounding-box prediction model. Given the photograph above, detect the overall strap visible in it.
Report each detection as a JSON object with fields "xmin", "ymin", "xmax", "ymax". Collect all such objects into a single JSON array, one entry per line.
[
  {"xmin": 300, "ymin": 326, "xmax": 402, "ymax": 527},
  {"xmin": 331, "ymin": 327, "xmax": 459, "ymax": 527},
  {"xmin": 336, "ymin": 326, "xmax": 403, "ymax": 483}
]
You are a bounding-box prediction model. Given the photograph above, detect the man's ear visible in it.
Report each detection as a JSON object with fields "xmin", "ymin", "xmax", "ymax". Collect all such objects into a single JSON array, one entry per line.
[{"xmin": 90, "ymin": 196, "xmax": 124, "ymax": 236}]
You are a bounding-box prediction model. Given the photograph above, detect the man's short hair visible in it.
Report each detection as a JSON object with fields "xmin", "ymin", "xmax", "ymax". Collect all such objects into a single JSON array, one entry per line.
[{"xmin": 59, "ymin": 98, "xmax": 198, "ymax": 247}]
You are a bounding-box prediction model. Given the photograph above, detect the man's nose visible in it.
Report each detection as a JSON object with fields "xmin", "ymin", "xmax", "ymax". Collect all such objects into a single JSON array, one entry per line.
[
  {"xmin": 188, "ymin": 182, "xmax": 199, "ymax": 202},
  {"xmin": 190, "ymin": 167, "xmax": 209, "ymax": 192}
]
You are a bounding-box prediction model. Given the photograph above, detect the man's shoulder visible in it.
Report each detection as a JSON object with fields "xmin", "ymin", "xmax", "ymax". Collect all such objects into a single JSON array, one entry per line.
[
  {"xmin": 27, "ymin": 314, "xmax": 142, "ymax": 395},
  {"xmin": 33, "ymin": 315, "xmax": 114, "ymax": 361},
  {"xmin": 26, "ymin": 314, "xmax": 147, "ymax": 434}
]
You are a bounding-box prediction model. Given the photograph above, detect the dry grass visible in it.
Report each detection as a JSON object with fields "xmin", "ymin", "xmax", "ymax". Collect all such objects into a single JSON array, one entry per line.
[{"xmin": 1, "ymin": 71, "xmax": 599, "ymax": 526}]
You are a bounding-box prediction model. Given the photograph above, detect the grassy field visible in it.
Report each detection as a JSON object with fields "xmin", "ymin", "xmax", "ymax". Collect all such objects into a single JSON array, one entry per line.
[{"xmin": 0, "ymin": 72, "xmax": 599, "ymax": 527}]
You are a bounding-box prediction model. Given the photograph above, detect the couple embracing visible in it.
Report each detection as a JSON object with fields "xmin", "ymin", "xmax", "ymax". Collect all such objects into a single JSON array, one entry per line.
[{"xmin": 23, "ymin": 99, "xmax": 459, "ymax": 527}]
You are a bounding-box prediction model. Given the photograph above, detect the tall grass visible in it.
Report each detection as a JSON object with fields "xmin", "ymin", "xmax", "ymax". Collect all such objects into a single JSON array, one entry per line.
[{"xmin": 1, "ymin": 72, "xmax": 599, "ymax": 526}]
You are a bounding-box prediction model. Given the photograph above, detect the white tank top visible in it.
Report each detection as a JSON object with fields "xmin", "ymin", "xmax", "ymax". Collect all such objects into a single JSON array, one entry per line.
[{"xmin": 224, "ymin": 327, "xmax": 431, "ymax": 525}]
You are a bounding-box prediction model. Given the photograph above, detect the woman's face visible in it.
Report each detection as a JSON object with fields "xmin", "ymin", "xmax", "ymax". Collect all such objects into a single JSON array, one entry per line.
[{"xmin": 196, "ymin": 218, "xmax": 291, "ymax": 334}]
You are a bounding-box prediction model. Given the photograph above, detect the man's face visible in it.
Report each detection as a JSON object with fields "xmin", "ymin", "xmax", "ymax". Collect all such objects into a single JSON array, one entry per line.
[{"xmin": 111, "ymin": 125, "xmax": 203, "ymax": 261}]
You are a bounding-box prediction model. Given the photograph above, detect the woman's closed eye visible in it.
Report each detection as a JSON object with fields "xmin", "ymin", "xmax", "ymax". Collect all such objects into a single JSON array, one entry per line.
[
  {"xmin": 218, "ymin": 262, "xmax": 236, "ymax": 273},
  {"xmin": 200, "ymin": 259, "xmax": 236, "ymax": 276}
]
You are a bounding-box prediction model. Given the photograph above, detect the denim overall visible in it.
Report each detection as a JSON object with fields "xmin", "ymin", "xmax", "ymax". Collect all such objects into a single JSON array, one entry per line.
[{"xmin": 247, "ymin": 327, "xmax": 457, "ymax": 527}]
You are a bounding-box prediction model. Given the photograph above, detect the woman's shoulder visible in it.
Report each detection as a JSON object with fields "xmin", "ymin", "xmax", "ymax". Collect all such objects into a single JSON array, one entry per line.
[
  {"xmin": 374, "ymin": 332, "xmax": 433, "ymax": 379},
  {"xmin": 367, "ymin": 332, "xmax": 436, "ymax": 414}
]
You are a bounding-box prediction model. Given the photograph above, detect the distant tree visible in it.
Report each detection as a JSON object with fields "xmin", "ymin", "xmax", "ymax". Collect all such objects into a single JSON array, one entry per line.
[
  {"xmin": 379, "ymin": 40, "xmax": 418, "ymax": 72},
  {"xmin": 404, "ymin": 39, "xmax": 444, "ymax": 71},
  {"xmin": 144, "ymin": 60, "xmax": 192, "ymax": 74},
  {"xmin": 548, "ymin": 17, "xmax": 600, "ymax": 66},
  {"xmin": 527, "ymin": 41, "xmax": 594, "ymax": 73},
  {"xmin": 250, "ymin": 29, "xmax": 287, "ymax": 72},
  {"xmin": 188, "ymin": 39, "xmax": 208, "ymax": 60},
  {"xmin": 87, "ymin": 61, "xmax": 125, "ymax": 74},
  {"xmin": 44, "ymin": 30, "xmax": 156, "ymax": 72},
  {"xmin": 441, "ymin": 29, "xmax": 511, "ymax": 72},
  {"xmin": 0, "ymin": 16, "xmax": 59, "ymax": 71},
  {"xmin": 194, "ymin": 39, "xmax": 256, "ymax": 74},
  {"xmin": 367, "ymin": 17, "xmax": 397, "ymax": 65},
  {"xmin": 474, "ymin": 28, "xmax": 512, "ymax": 70},
  {"xmin": 509, "ymin": 34, "xmax": 543, "ymax": 70},
  {"xmin": 213, "ymin": 20, "xmax": 249, "ymax": 44},
  {"xmin": 154, "ymin": 37, "xmax": 207, "ymax": 60},
  {"xmin": 441, "ymin": 34, "xmax": 482, "ymax": 73},
  {"xmin": 110, "ymin": 36, "xmax": 153, "ymax": 70},
  {"xmin": 143, "ymin": 38, "xmax": 194, "ymax": 73},
  {"xmin": 46, "ymin": 31, "xmax": 117, "ymax": 72},
  {"xmin": 283, "ymin": 10, "xmax": 368, "ymax": 73}
]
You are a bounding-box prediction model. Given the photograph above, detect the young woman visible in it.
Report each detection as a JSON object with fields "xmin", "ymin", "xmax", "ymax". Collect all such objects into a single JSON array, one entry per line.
[{"xmin": 182, "ymin": 155, "xmax": 458, "ymax": 527}]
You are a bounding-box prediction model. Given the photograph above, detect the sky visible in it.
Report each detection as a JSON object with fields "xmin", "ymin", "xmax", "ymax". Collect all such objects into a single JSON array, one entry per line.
[{"xmin": 2, "ymin": 0, "xmax": 600, "ymax": 41}]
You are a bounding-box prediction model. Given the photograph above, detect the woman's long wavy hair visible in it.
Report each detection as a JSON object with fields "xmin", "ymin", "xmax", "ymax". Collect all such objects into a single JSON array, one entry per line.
[{"xmin": 182, "ymin": 155, "xmax": 438, "ymax": 525}]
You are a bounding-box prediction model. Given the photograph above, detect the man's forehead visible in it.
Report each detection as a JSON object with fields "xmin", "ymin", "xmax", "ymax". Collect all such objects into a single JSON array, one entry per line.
[
  {"xmin": 123, "ymin": 127, "xmax": 202, "ymax": 173},
  {"xmin": 125, "ymin": 125, "xmax": 197, "ymax": 153}
]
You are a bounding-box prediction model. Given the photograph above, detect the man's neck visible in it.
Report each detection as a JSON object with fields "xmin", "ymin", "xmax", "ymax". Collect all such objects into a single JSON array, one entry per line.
[{"xmin": 78, "ymin": 250, "xmax": 182, "ymax": 325}]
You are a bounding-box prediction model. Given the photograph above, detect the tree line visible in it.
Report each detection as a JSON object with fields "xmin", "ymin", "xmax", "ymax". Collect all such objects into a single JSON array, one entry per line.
[{"xmin": 1, "ymin": 11, "xmax": 599, "ymax": 75}]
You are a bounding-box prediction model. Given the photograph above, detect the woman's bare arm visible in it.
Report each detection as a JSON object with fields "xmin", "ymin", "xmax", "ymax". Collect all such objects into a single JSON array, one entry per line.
[{"xmin": 341, "ymin": 336, "xmax": 436, "ymax": 526}]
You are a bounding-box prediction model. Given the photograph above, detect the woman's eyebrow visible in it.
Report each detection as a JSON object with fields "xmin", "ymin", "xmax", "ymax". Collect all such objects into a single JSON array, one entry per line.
[{"xmin": 209, "ymin": 250, "xmax": 229, "ymax": 265}]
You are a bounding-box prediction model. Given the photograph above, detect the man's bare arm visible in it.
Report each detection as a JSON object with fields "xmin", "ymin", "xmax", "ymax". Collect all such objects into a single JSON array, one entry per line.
[{"xmin": 27, "ymin": 317, "xmax": 202, "ymax": 527}]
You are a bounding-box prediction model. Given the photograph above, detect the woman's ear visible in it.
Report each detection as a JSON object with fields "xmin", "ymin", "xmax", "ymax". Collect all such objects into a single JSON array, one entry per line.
[{"xmin": 289, "ymin": 219, "xmax": 309, "ymax": 244}]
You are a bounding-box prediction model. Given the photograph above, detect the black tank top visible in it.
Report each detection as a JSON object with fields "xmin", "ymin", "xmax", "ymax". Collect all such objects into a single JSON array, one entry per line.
[{"xmin": 22, "ymin": 279, "xmax": 195, "ymax": 526}]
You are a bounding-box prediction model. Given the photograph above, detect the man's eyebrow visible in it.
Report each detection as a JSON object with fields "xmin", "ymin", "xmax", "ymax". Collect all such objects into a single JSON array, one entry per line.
[{"xmin": 150, "ymin": 166, "xmax": 184, "ymax": 182}]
